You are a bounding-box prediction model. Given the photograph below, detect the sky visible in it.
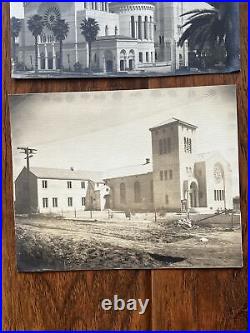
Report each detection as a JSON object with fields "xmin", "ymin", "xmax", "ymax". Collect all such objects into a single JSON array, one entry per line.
[
  {"xmin": 10, "ymin": 2, "xmax": 211, "ymax": 18},
  {"xmin": 10, "ymin": 85, "xmax": 240, "ymax": 196}
]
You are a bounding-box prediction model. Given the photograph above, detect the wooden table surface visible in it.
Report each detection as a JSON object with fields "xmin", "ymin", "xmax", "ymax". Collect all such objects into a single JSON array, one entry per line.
[{"xmin": 2, "ymin": 3, "xmax": 248, "ymax": 330}]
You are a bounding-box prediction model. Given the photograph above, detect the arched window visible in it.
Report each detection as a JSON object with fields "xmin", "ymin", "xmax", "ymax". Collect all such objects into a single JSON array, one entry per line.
[
  {"xmin": 134, "ymin": 181, "xmax": 141, "ymax": 203},
  {"xmin": 120, "ymin": 183, "xmax": 126, "ymax": 204}
]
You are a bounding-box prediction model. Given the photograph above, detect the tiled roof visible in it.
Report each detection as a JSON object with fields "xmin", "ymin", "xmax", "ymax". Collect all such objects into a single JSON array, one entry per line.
[{"xmin": 29, "ymin": 167, "xmax": 103, "ymax": 182}]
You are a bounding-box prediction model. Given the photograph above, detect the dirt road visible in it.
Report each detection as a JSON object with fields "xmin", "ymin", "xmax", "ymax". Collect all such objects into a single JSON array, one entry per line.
[{"xmin": 15, "ymin": 214, "xmax": 243, "ymax": 271}]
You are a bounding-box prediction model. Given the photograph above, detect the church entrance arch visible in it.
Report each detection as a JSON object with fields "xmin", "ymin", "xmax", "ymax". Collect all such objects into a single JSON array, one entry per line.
[{"xmin": 189, "ymin": 181, "xmax": 199, "ymax": 208}]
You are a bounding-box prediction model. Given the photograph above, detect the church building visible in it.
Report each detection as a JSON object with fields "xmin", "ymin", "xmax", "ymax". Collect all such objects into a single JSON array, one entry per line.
[
  {"xmin": 15, "ymin": 118, "xmax": 233, "ymax": 215},
  {"xmin": 16, "ymin": 2, "xmax": 188, "ymax": 74}
]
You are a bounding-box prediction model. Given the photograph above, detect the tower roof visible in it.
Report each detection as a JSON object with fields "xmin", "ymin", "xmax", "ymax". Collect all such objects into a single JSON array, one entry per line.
[{"xmin": 149, "ymin": 118, "xmax": 197, "ymax": 131}]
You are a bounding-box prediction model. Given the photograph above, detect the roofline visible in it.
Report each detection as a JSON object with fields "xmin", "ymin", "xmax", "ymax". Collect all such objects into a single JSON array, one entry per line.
[
  {"xmin": 104, "ymin": 171, "xmax": 153, "ymax": 181},
  {"xmin": 149, "ymin": 118, "xmax": 197, "ymax": 131}
]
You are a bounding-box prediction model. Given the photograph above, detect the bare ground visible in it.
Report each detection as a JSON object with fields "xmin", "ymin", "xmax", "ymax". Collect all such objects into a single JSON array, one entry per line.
[{"xmin": 14, "ymin": 213, "xmax": 243, "ymax": 272}]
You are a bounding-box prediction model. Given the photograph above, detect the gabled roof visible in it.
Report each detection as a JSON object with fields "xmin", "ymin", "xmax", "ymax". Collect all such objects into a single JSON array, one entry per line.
[
  {"xmin": 104, "ymin": 163, "xmax": 152, "ymax": 180},
  {"xmin": 149, "ymin": 118, "xmax": 197, "ymax": 131},
  {"xmin": 28, "ymin": 167, "xmax": 103, "ymax": 182}
]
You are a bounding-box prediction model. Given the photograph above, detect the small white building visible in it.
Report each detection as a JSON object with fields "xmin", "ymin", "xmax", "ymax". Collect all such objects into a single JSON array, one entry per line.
[{"xmin": 15, "ymin": 167, "xmax": 109, "ymax": 214}]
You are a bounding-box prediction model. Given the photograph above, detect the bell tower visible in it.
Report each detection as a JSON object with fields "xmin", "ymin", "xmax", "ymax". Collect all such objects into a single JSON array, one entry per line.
[{"xmin": 149, "ymin": 118, "xmax": 197, "ymax": 211}]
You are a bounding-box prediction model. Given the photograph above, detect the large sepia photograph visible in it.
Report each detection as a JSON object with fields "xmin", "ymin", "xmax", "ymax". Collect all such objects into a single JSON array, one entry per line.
[
  {"xmin": 10, "ymin": 2, "xmax": 240, "ymax": 79},
  {"xmin": 10, "ymin": 86, "xmax": 243, "ymax": 271}
]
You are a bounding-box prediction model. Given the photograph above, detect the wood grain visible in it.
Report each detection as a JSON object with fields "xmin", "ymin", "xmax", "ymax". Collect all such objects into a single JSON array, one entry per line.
[
  {"xmin": 2, "ymin": 3, "xmax": 247, "ymax": 330},
  {"xmin": 151, "ymin": 4, "xmax": 248, "ymax": 330}
]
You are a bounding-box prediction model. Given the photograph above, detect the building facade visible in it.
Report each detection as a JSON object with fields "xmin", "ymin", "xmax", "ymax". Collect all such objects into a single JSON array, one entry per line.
[
  {"xmin": 16, "ymin": 2, "xmax": 187, "ymax": 73},
  {"xmin": 15, "ymin": 167, "xmax": 109, "ymax": 214},
  {"xmin": 15, "ymin": 119, "xmax": 233, "ymax": 215}
]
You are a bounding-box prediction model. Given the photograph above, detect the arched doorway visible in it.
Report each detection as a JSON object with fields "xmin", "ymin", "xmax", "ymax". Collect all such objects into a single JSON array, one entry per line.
[
  {"xmin": 120, "ymin": 50, "xmax": 126, "ymax": 71},
  {"xmin": 128, "ymin": 49, "xmax": 135, "ymax": 70},
  {"xmin": 104, "ymin": 50, "xmax": 113, "ymax": 72},
  {"xmin": 189, "ymin": 181, "xmax": 199, "ymax": 208}
]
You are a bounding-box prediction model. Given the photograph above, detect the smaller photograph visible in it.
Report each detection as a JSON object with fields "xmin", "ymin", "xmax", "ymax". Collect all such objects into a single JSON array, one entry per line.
[
  {"xmin": 9, "ymin": 86, "xmax": 242, "ymax": 272},
  {"xmin": 10, "ymin": 2, "xmax": 240, "ymax": 79}
]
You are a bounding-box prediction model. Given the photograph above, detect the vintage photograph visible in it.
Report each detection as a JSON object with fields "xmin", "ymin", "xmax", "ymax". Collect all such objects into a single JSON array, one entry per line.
[
  {"xmin": 10, "ymin": 2, "xmax": 240, "ymax": 79},
  {"xmin": 10, "ymin": 86, "xmax": 242, "ymax": 271}
]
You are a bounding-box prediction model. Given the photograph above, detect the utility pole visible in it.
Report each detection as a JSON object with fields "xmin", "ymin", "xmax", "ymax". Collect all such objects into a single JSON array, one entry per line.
[{"xmin": 17, "ymin": 147, "xmax": 37, "ymax": 216}]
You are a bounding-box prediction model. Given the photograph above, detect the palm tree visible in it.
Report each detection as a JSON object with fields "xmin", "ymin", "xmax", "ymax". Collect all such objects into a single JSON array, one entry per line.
[
  {"xmin": 80, "ymin": 18, "xmax": 100, "ymax": 72},
  {"xmin": 52, "ymin": 19, "xmax": 69, "ymax": 72},
  {"xmin": 10, "ymin": 17, "xmax": 22, "ymax": 69},
  {"xmin": 27, "ymin": 15, "xmax": 44, "ymax": 73},
  {"xmin": 178, "ymin": 3, "xmax": 240, "ymax": 70}
]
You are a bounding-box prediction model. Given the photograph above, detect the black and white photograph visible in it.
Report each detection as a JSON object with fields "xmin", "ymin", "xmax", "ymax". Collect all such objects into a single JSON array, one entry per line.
[
  {"xmin": 10, "ymin": 2, "xmax": 240, "ymax": 79},
  {"xmin": 10, "ymin": 86, "xmax": 242, "ymax": 271}
]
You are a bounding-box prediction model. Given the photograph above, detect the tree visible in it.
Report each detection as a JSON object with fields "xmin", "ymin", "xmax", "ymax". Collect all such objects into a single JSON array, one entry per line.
[
  {"xmin": 27, "ymin": 15, "xmax": 45, "ymax": 73},
  {"xmin": 52, "ymin": 19, "xmax": 69, "ymax": 72},
  {"xmin": 178, "ymin": 3, "xmax": 240, "ymax": 70},
  {"xmin": 10, "ymin": 17, "xmax": 22, "ymax": 69},
  {"xmin": 80, "ymin": 18, "xmax": 100, "ymax": 72}
]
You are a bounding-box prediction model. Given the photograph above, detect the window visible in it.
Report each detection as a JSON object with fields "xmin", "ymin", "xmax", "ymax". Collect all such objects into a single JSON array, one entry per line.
[
  {"xmin": 163, "ymin": 138, "xmax": 167, "ymax": 154},
  {"xmin": 160, "ymin": 171, "xmax": 164, "ymax": 181},
  {"xmin": 42, "ymin": 198, "xmax": 48, "ymax": 208},
  {"xmin": 52, "ymin": 197, "xmax": 58, "ymax": 208},
  {"xmin": 167, "ymin": 138, "xmax": 171, "ymax": 153},
  {"xmin": 169, "ymin": 170, "xmax": 173, "ymax": 180},
  {"xmin": 67, "ymin": 181, "xmax": 72, "ymax": 189},
  {"xmin": 146, "ymin": 52, "xmax": 149, "ymax": 62},
  {"xmin": 68, "ymin": 197, "xmax": 73, "ymax": 207},
  {"xmin": 134, "ymin": 181, "xmax": 141, "ymax": 203},
  {"xmin": 144, "ymin": 16, "xmax": 148, "ymax": 39},
  {"xmin": 222, "ymin": 190, "xmax": 225, "ymax": 200},
  {"xmin": 164, "ymin": 170, "xmax": 168, "ymax": 180},
  {"xmin": 120, "ymin": 183, "xmax": 126, "ymax": 204},
  {"xmin": 131, "ymin": 16, "xmax": 135, "ymax": 38},
  {"xmin": 165, "ymin": 195, "xmax": 169, "ymax": 205},
  {"xmin": 159, "ymin": 139, "xmax": 163, "ymax": 155},
  {"xmin": 139, "ymin": 52, "xmax": 143, "ymax": 63},
  {"xmin": 81, "ymin": 181, "xmax": 85, "ymax": 189},
  {"xmin": 82, "ymin": 197, "xmax": 86, "ymax": 206},
  {"xmin": 42, "ymin": 180, "xmax": 47, "ymax": 188},
  {"xmin": 184, "ymin": 137, "xmax": 192, "ymax": 153},
  {"xmin": 115, "ymin": 26, "xmax": 118, "ymax": 35},
  {"xmin": 138, "ymin": 16, "xmax": 142, "ymax": 39}
]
